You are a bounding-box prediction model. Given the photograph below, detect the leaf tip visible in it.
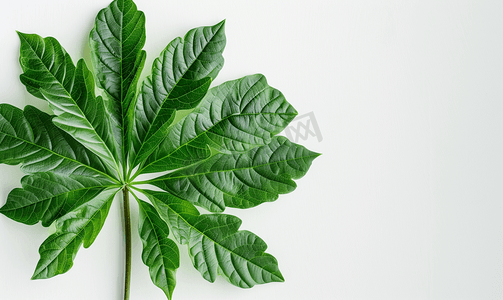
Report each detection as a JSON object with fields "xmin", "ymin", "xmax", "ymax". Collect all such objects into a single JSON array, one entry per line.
[
  {"xmin": 0, "ymin": 205, "xmax": 6, "ymax": 216},
  {"xmin": 16, "ymin": 31, "xmax": 27, "ymax": 40},
  {"xmin": 274, "ymin": 271, "xmax": 285, "ymax": 283},
  {"xmin": 213, "ymin": 19, "xmax": 226, "ymax": 31},
  {"xmin": 30, "ymin": 270, "xmax": 44, "ymax": 280}
]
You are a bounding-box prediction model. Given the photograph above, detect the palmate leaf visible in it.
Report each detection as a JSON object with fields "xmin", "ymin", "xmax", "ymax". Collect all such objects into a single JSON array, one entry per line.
[{"xmin": 0, "ymin": 0, "xmax": 319, "ymax": 299}]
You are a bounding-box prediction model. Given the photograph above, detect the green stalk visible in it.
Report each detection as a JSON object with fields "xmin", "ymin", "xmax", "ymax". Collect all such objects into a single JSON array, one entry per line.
[{"xmin": 122, "ymin": 186, "xmax": 132, "ymax": 300}]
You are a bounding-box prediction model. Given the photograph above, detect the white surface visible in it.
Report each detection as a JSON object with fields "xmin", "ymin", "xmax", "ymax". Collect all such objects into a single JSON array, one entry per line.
[{"xmin": 1, "ymin": 0, "xmax": 502, "ymax": 299}]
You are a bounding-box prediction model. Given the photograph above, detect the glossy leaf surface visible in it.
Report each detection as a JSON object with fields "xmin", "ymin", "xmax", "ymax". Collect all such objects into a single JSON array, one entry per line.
[
  {"xmin": 150, "ymin": 136, "xmax": 320, "ymax": 212},
  {"xmin": 18, "ymin": 32, "xmax": 120, "ymax": 173},
  {"xmin": 146, "ymin": 191, "xmax": 284, "ymax": 288},
  {"xmin": 90, "ymin": 0, "xmax": 146, "ymax": 162},
  {"xmin": 0, "ymin": 173, "xmax": 113, "ymax": 227},
  {"xmin": 138, "ymin": 199, "xmax": 179, "ymax": 299},
  {"xmin": 139, "ymin": 74, "xmax": 297, "ymax": 174},
  {"xmin": 0, "ymin": 104, "xmax": 112, "ymax": 180},
  {"xmin": 129, "ymin": 21, "xmax": 225, "ymax": 167},
  {"xmin": 32, "ymin": 188, "xmax": 117, "ymax": 279}
]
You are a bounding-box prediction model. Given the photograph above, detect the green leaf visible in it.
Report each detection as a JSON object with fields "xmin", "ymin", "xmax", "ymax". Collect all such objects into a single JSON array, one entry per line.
[
  {"xmin": 1, "ymin": 1, "xmax": 319, "ymax": 298},
  {"xmin": 90, "ymin": 0, "xmax": 146, "ymax": 162},
  {"xmin": 130, "ymin": 77, "xmax": 211, "ymax": 168},
  {"xmin": 148, "ymin": 136, "xmax": 320, "ymax": 212},
  {"xmin": 145, "ymin": 190, "xmax": 284, "ymax": 288},
  {"xmin": 0, "ymin": 173, "xmax": 114, "ymax": 227},
  {"xmin": 139, "ymin": 74, "xmax": 298, "ymax": 175},
  {"xmin": 0, "ymin": 104, "xmax": 114, "ymax": 180},
  {"xmin": 31, "ymin": 188, "xmax": 118, "ymax": 279},
  {"xmin": 129, "ymin": 21, "xmax": 226, "ymax": 167},
  {"xmin": 138, "ymin": 199, "xmax": 179, "ymax": 299},
  {"xmin": 17, "ymin": 32, "xmax": 121, "ymax": 175}
]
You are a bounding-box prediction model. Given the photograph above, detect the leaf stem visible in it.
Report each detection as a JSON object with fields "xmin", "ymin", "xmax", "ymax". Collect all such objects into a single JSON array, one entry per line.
[{"xmin": 122, "ymin": 186, "xmax": 132, "ymax": 300}]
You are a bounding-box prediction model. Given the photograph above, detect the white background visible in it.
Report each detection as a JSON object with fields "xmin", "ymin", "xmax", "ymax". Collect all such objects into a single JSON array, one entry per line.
[{"xmin": 1, "ymin": 0, "xmax": 502, "ymax": 299}]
